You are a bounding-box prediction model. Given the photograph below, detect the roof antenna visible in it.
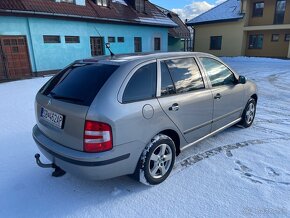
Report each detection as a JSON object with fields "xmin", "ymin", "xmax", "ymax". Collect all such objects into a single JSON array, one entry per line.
[{"xmin": 105, "ymin": 43, "xmax": 115, "ymax": 58}]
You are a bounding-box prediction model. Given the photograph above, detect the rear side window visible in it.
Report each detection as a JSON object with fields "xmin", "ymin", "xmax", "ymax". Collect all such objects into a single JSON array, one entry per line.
[
  {"xmin": 200, "ymin": 57, "xmax": 236, "ymax": 87},
  {"xmin": 165, "ymin": 58, "xmax": 205, "ymax": 94},
  {"xmin": 160, "ymin": 61, "xmax": 175, "ymax": 96},
  {"xmin": 123, "ymin": 62, "xmax": 157, "ymax": 103},
  {"xmin": 41, "ymin": 63, "xmax": 119, "ymax": 106}
]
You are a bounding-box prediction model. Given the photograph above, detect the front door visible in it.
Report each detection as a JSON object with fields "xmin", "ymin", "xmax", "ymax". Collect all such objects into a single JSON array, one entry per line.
[
  {"xmin": 90, "ymin": 37, "xmax": 104, "ymax": 56},
  {"xmin": 199, "ymin": 57, "xmax": 244, "ymax": 132},
  {"xmin": 157, "ymin": 57, "xmax": 213, "ymax": 144},
  {"xmin": 0, "ymin": 36, "xmax": 32, "ymax": 80}
]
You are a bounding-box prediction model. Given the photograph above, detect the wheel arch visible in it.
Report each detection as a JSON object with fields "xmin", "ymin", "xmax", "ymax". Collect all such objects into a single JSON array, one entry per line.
[{"xmin": 158, "ymin": 129, "xmax": 181, "ymax": 156}]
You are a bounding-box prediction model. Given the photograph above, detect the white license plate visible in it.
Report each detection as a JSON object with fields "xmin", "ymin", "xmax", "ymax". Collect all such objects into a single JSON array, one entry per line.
[{"xmin": 40, "ymin": 107, "xmax": 64, "ymax": 129}]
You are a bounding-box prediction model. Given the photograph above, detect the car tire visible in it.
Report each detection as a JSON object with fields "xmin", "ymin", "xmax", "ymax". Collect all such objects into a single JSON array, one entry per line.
[
  {"xmin": 239, "ymin": 98, "xmax": 256, "ymax": 128},
  {"xmin": 137, "ymin": 134, "xmax": 176, "ymax": 185}
]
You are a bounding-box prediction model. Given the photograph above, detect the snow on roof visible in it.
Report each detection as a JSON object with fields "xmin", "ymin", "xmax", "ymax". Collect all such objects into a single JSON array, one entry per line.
[
  {"xmin": 112, "ymin": 0, "xmax": 128, "ymax": 6},
  {"xmin": 187, "ymin": 0, "xmax": 244, "ymax": 25}
]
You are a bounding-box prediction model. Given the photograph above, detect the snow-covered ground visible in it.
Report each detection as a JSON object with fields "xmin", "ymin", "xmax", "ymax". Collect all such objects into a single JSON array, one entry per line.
[{"xmin": 0, "ymin": 57, "xmax": 290, "ymax": 218}]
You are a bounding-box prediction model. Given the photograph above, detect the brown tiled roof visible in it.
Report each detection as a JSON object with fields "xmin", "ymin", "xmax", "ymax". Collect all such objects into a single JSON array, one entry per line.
[
  {"xmin": 155, "ymin": 5, "xmax": 190, "ymax": 39},
  {"xmin": 0, "ymin": 0, "xmax": 177, "ymax": 27}
]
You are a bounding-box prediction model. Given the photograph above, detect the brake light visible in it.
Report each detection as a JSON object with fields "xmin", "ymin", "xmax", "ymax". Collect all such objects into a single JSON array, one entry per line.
[{"xmin": 84, "ymin": 120, "xmax": 113, "ymax": 153}]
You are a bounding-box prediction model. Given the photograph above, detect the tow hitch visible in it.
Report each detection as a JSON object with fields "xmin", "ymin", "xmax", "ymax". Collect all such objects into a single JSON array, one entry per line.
[{"xmin": 34, "ymin": 153, "xmax": 66, "ymax": 177}]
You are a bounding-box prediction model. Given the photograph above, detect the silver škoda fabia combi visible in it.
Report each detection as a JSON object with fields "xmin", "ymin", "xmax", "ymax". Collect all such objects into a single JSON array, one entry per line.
[{"xmin": 33, "ymin": 52, "xmax": 258, "ymax": 185}]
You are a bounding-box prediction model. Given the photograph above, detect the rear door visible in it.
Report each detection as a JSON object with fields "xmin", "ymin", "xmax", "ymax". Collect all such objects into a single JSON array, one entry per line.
[
  {"xmin": 36, "ymin": 63, "xmax": 119, "ymax": 151},
  {"xmin": 157, "ymin": 57, "xmax": 213, "ymax": 144},
  {"xmin": 198, "ymin": 57, "xmax": 244, "ymax": 132}
]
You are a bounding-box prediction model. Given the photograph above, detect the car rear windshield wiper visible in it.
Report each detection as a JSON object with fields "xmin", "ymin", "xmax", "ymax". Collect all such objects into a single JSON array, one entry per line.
[{"xmin": 49, "ymin": 92, "xmax": 84, "ymax": 103}]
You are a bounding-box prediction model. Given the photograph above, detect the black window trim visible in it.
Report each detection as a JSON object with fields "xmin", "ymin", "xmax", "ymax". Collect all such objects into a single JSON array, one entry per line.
[
  {"xmin": 197, "ymin": 56, "xmax": 239, "ymax": 88},
  {"xmin": 252, "ymin": 1, "xmax": 264, "ymax": 17},
  {"xmin": 119, "ymin": 60, "xmax": 158, "ymax": 104},
  {"xmin": 271, "ymin": 34, "xmax": 280, "ymax": 42},
  {"xmin": 210, "ymin": 36, "xmax": 222, "ymax": 50},
  {"xmin": 156, "ymin": 56, "xmax": 207, "ymax": 98}
]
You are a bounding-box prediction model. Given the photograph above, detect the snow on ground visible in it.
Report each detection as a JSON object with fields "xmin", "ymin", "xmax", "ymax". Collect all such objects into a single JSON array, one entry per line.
[{"xmin": 0, "ymin": 57, "xmax": 290, "ymax": 218}]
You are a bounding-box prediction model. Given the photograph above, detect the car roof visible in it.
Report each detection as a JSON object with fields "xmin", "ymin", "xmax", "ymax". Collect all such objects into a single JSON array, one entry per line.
[{"xmin": 79, "ymin": 52, "xmax": 214, "ymax": 65}]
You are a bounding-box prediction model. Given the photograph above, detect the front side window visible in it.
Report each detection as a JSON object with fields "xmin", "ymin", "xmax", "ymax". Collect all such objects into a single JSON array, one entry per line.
[
  {"xmin": 123, "ymin": 63, "xmax": 157, "ymax": 103},
  {"xmin": 165, "ymin": 58, "xmax": 205, "ymax": 94},
  {"xmin": 252, "ymin": 2, "xmax": 264, "ymax": 17},
  {"xmin": 248, "ymin": 34, "xmax": 263, "ymax": 49},
  {"xmin": 210, "ymin": 36, "xmax": 222, "ymax": 50},
  {"xmin": 274, "ymin": 0, "xmax": 286, "ymax": 24},
  {"xmin": 200, "ymin": 57, "xmax": 236, "ymax": 87}
]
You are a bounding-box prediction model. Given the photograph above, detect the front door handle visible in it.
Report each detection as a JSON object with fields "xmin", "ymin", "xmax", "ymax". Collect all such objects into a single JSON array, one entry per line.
[
  {"xmin": 214, "ymin": 93, "xmax": 222, "ymax": 100},
  {"xmin": 169, "ymin": 103, "xmax": 179, "ymax": 111}
]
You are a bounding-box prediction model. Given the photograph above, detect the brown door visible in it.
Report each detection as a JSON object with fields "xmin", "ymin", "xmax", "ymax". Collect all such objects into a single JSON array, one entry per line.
[
  {"xmin": 90, "ymin": 37, "xmax": 104, "ymax": 56},
  {"xmin": 0, "ymin": 36, "xmax": 32, "ymax": 80}
]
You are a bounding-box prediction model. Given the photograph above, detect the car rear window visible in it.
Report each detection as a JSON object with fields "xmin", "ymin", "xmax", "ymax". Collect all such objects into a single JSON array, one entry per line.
[{"xmin": 41, "ymin": 63, "xmax": 119, "ymax": 106}]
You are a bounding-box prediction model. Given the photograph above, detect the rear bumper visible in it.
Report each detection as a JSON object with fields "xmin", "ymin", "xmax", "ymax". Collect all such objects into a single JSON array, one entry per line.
[{"xmin": 32, "ymin": 125, "xmax": 143, "ymax": 180}]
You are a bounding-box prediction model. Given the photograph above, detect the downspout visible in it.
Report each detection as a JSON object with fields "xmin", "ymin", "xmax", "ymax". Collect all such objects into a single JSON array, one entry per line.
[
  {"xmin": 192, "ymin": 27, "xmax": 195, "ymax": 52},
  {"xmin": 26, "ymin": 17, "xmax": 37, "ymax": 74}
]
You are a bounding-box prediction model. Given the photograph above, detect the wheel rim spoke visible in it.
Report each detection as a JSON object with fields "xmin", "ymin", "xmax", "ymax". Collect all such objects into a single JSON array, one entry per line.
[
  {"xmin": 160, "ymin": 165, "xmax": 166, "ymax": 176},
  {"xmin": 159, "ymin": 144, "xmax": 167, "ymax": 156},
  {"xmin": 151, "ymin": 164, "xmax": 159, "ymax": 176},
  {"xmin": 163, "ymin": 154, "xmax": 171, "ymax": 162},
  {"xmin": 150, "ymin": 154, "xmax": 159, "ymax": 162}
]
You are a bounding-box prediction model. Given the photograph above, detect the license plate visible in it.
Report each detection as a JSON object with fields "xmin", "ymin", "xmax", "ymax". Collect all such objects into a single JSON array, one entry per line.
[{"xmin": 40, "ymin": 107, "xmax": 64, "ymax": 129}]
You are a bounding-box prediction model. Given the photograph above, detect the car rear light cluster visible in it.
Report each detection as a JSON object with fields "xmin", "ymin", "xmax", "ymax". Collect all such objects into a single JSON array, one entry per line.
[{"xmin": 84, "ymin": 120, "xmax": 113, "ymax": 153}]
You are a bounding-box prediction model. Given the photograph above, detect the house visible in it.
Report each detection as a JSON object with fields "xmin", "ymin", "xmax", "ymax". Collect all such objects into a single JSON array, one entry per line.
[
  {"xmin": 155, "ymin": 5, "xmax": 191, "ymax": 52},
  {"xmin": 186, "ymin": 0, "xmax": 290, "ymax": 59},
  {"xmin": 0, "ymin": 0, "xmax": 177, "ymax": 80}
]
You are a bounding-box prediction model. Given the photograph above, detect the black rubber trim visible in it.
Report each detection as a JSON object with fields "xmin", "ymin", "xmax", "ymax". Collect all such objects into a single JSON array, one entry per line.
[{"xmin": 35, "ymin": 137, "xmax": 130, "ymax": 167}]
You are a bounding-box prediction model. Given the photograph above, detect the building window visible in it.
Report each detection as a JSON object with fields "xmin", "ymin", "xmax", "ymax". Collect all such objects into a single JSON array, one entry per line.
[
  {"xmin": 252, "ymin": 2, "xmax": 264, "ymax": 17},
  {"xmin": 135, "ymin": 0, "xmax": 145, "ymax": 13},
  {"xmin": 271, "ymin": 34, "xmax": 280, "ymax": 42},
  {"xmin": 108, "ymin": 37, "xmax": 115, "ymax": 43},
  {"xmin": 285, "ymin": 34, "xmax": 290, "ymax": 41},
  {"xmin": 210, "ymin": 36, "xmax": 222, "ymax": 50},
  {"xmin": 117, "ymin": 37, "xmax": 124, "ymax": 43},
  {"xmin": 154, "ymin": 37, "xmax": 161, "ymax": 51},
  {"xmin": 274, "ymin": 0, "xmax": 286, "ymax": 24},
  {"xmin": 134, "ymin": 37, "xmax": 142, "ymax": 52},
  {"xmin": 248, "ymin": 34, "xmax": 263, "ymax": 49},
  {"xmin": 96, "ymin": 0, "xmax": 108, "ymax": 7},
  {"xmin": 65, "ymin": 36, "xmax": 80, "ymax": 43},
  {"xmin": 43, "ymin": 35, "xmax": 61, "ymax": 43},
  {"xmin": 60, "ymin": 0, "xmax": 75, "ymax": 3}
]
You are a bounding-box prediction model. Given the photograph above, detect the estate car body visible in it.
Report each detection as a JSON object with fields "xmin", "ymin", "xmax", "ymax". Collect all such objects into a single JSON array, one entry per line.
[{"xmin": 33, "ymin": 52, "xmax": 257, "ymax": 185}]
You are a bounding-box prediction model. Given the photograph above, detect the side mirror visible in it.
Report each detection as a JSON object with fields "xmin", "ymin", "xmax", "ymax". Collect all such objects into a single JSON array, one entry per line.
[{"xmin": 238, "ymin": 76, "xmax": 246, "ymax": 84}]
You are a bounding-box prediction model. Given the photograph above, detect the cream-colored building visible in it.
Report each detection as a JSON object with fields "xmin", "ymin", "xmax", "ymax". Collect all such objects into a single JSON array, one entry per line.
[{"xmin": 187, "ymin": 0, "xmax": 290, "ymax": 58}]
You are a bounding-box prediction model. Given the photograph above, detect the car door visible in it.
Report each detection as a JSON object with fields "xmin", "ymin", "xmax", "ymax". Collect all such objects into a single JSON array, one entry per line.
[
  {"xmin": 157, "ymin": 57, "xmax": 213, "ymax": 144},
  {"xmin": 198, "ymin": 57, "xmax": 245, "ymax": 132}
]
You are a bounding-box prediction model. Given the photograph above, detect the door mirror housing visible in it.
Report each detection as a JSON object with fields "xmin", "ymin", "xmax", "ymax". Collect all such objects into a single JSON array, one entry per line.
[{"xmin": 238, "ymin": 76, "xmax": 246, "ymax": 84}]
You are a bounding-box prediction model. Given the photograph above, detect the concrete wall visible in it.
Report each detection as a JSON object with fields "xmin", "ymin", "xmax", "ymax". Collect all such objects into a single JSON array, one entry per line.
[
  {"xmin": 248, "ymin": 0, "xmax": 290, "ymax": 26},
  {"xmin": 0, "ymin": 16, "xmax": 168, "ymax": 73},
  {"xmin": 245, "ymin": 29, "xmax": 290, "ymax": 58},
  {"xmin": 193, "ymin": 20, "xmax": 245, "ymax": 56}
]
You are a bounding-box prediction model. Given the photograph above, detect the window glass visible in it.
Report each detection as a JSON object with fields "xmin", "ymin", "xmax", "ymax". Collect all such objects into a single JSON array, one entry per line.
[
  {"xmin": 108, "ymin": 37, "xmax": 115, "ymax": 43},
  {"xmin": 154, "ymin": 38, "xmax": 161, "ymax": 51},
  {"xmin": 123, "ymin": 63, "xmax": 157, "ymax": 103},
  {"xmin": 274, "ymin": 0, "xmax": 286, "ymax": 24},
  {"xmin": 248, "ymin": 34, "xmax": 263, "ymax": 49},
  {"xmin": 42, "ymin": 63, "xmax": 119, "ymax": 106},
  {"xmin": 160, "ymin": 62, "xmax": 175, "ymax": 96},
  {"xmin": 165, "ymin": 58, "xmax": 205, "ymax": 94},
  {"xmin": 65, "ymin": 36, "xmax": 80, "ymax": 43},
  {"xmin": 271, "ymin": 34, "xmax": 279, "ymax": 41},
  {"xmin": 285, "ymin": 34, "xmax": 290, "ymax": 41},
  {"xmin": 252, "ymin": 2, "xmax": 264, "ymax": 17},
  {"xmin": 200, "ymin": 58, "xmax": 236, "ymax": 87},
  {"xmin": 43, "ymin": 35, "xmax": 61, "ymax": 43},
  {"xmin": 210, "ymin": 36, "xmax": 222, "ymax": 50}
]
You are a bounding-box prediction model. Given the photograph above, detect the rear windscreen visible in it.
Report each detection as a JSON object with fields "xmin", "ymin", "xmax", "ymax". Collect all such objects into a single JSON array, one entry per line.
[{"xmin": 41, "ymin": 63, "xmax": 119, "ymax": 106}]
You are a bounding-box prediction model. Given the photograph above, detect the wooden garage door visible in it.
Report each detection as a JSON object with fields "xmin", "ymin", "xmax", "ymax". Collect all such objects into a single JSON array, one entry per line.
[{"xmin": 0, "ymin": 36, "xmax": 32, "ymax": 80}]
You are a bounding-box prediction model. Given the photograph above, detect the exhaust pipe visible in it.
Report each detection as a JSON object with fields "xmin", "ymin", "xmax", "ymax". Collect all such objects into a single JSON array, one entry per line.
[{"xmin": 34, "ymin": 153, "xmax": 66, "ymax": 177}]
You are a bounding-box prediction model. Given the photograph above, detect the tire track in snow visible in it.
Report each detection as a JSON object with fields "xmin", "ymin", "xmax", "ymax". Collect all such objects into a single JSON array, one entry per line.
[{"xmin": 173, "ymin": 137, "xmax": 290, "ymax": 175}]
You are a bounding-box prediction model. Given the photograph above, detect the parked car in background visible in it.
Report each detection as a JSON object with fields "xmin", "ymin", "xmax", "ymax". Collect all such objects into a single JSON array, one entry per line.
[{"xmin": 32, "ymin": 52, "xmax": 257, "ymax": 185}]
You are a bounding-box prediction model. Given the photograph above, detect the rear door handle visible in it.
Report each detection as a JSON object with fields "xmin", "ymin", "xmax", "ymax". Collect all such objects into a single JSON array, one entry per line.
[
  {"xmin": 169, "ymin": 103, "xmax": 179, "ymax": 111},
  {"xmin": 214, "ymin": 93, "xmax": 222, "ymax": 99}
]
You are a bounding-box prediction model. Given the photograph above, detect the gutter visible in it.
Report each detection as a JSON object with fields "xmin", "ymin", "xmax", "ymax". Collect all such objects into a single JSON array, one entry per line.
[{"xmin": 0, "ymin": 9, "xmax": 177, "ymax": 28}]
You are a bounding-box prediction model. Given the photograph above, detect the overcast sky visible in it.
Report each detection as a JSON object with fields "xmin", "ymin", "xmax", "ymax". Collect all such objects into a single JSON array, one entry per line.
[{"xmin": 150, "ymin": 0, "xmax": 226, "ymax": 21}]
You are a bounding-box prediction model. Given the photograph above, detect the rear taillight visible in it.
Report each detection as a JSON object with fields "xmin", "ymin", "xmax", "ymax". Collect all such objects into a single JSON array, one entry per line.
[{"xmin": 84, "ymin": 120, "xmax": 113, "ymax": 153}]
